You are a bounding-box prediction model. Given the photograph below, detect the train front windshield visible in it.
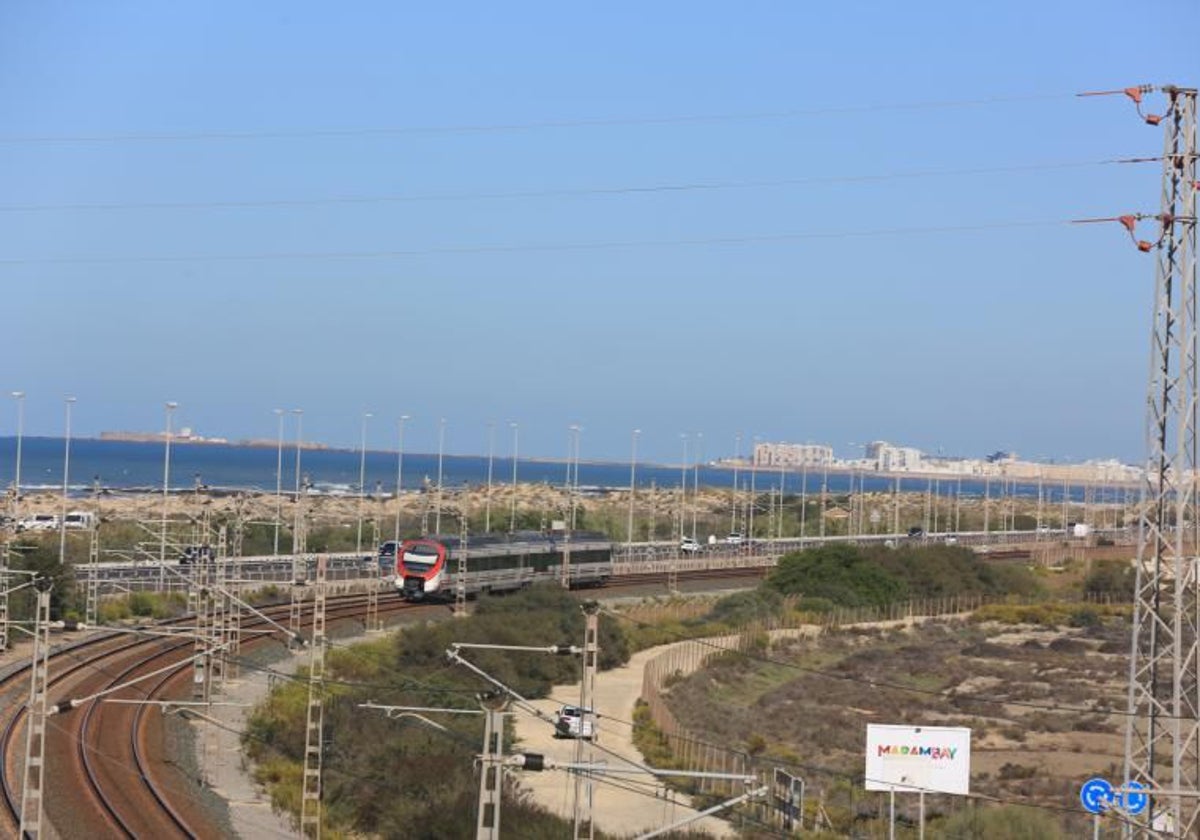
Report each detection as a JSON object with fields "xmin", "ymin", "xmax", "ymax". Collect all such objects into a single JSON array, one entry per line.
[{"xmin": 402, "ymin": 543, "xmax": 441, "ymax": 571}]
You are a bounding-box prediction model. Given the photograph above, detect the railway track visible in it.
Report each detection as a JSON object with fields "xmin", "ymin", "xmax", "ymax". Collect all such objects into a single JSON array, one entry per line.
[
  {"xmin": 0, "ymin": 567, "xmax": 760, "ymax": 838},
  {"xmin": 0, "ymin": 593, "xmax": 430, "ymax": 839}
]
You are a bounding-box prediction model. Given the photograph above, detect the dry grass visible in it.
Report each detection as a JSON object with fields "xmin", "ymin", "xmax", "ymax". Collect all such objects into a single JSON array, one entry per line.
[{"xmin": 661, "ymin": 616, "xmax": 1129, "ymax": 830}]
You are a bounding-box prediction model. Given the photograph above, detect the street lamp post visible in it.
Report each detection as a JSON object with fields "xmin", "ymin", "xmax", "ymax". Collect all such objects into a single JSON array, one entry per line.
[
  {"xmin": 59, "ymin": 397, "xmax": 77, "ymax": 566},
  {"xmin": 292, "ymin": 409, "xmax": 304, "ymax": 500},
  {"xmin": 627, "ymin": 429, "xmax": 640, "ymax": 545},
  {"xmin": 692, "ymin": 432, "xmax": 702, "ymax": 541},
  {"xmin": 731, "ymin": 432, "xmax": 742, "ymax": 533},
  {"xmin": 679, "ymin": 434, "xmax": 689, "ymax": 542},
  {"xmin": 799, "ymin": 461, "xmax": 809, "ymax": 539},
  {"xmin": 509, "ymin": 422, "xmax": 519, "ymax": 532},
  {"xmin": 485, "ymin": 421, "xmax": 495, "ymax": 533},
  {"xmin": 568, "ymin": 425, "xmax": 582, "ymax": 530},
  {"xmin": 273, "ymin": 409, "xmax": 284, "ymax": 557},
  {"xmin": 291, "ymin": 409, "xmax": 304, "ymax": 555},
  {"xmin": 394, "ymin": 415, "xmax": 410, "ymax": 543},
  {"xmin": 159, "ymin": 401, "xmax": 178, "ymax": 589},
  {"xmin": 435, "ymin": 418, "xmax": 446, "ymax": 534},
  {"xmin": 10, "ymin": 391, "xmax": 24, "ymax": 515},
  {"xmin": 356, "ymin": 412, "xmax": 373, "ymax": 554},
  {"xmin": 749, "ymin": 436, "xmax": 759, "ymax": 541}
]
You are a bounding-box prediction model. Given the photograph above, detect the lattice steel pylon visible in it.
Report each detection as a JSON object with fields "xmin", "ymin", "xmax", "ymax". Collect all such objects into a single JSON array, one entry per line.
[
  {"xmin": 1122, "ymin": 84, "xmax": 1199, "ymax": 838},
  {"xmin": 300, "ymin": 554, "xmax": 328, "ymax": 838},
  {"xmin": 455, "ymin": 515, "xmax": 469, "ymax": 618},
  {"xmin": 191, "ymin": 543, "xmax": 213, "ymax": 703},
  {"xmin": 19, "ymin": 579, "xmax": 52, "ymax": 839},
  {"xmin": 0, "ymin": 543, "xmax": 9, "ymax": 653},
  {"xmin": 289, "ymin": 480, "xmax": 310, "ymax": 644}
]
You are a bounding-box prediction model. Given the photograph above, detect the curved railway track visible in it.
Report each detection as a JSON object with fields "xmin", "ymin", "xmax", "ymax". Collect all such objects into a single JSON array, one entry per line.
[
  {"xmin": 1, "ymin": 593, "xmax": 428, "ymax": 839},
  {"xmin": 0, "ymin": 568, "xmax": 759, "ymax": 838}
]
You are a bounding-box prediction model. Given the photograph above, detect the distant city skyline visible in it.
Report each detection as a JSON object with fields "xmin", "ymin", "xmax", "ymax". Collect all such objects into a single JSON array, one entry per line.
[{"xmin": 0, "ymin": 423, "xmax": 1142, "ymax": 470}]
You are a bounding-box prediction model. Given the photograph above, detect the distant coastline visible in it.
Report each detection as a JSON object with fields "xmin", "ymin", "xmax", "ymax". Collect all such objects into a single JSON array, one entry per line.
[{"xmin": 98, "ymin": 431, "xmax": 330, "ymax": 450}]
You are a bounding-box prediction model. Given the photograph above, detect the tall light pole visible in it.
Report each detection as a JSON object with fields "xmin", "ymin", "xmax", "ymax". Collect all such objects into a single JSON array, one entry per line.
[
  {"xmin": 273, "ymin": 409, "xmax": 284, "ymax": 557},
  {"xmin": 692, "ymin": 432, "xmax": 702, "ymax": 540},
  {"xmin": 485, "ymin": 421, "xmax": 495, "ymax": 533},
  {"xmin": 394, "ymin": 415, "xmax": 410, "ymax": 543},
  {"xmin": 291, "ymin": 409, "xmax": 304, "ymax": 558},
  {"xmin": 10, "ymin": 391, "xmax": 23, "ymax": 514},
  {"xmin": 749, "ymin": 436, "xmax": 759, "ymax": 541},
  {"xmin": 356, "ymin": 412, "xmax": 373, "ymax": 554},
  {"xmin": 731, "ymin": 431, "xmax": 742, "ymax": 533},
  {"xmin": 508, "ymin": 422, "xmax": 519, "ymax": 532},
  {"xmin": 59, "ymin": 396, "xmax": 76, "ymax": 566},
  {"xmin": 435, "ymin": 418, "xmax": 446, "ymax": 534},
  {"xmin": 679, "ymin": 434, "xmax": 689, "ymax": 542},
  {"xmin": 568, "ymin": 425, "xmax": 582, "ymax": 530},
  {"xmin": 627, "ymin": 429, "xmax": 640, "ymax": 545},
  {"xmin": 292, "ymin": 409, "xmax": 304, "ymax": 502},
  {"xmin": 159, "ymin": 401, "xmax": 178, "ymax": 589}
]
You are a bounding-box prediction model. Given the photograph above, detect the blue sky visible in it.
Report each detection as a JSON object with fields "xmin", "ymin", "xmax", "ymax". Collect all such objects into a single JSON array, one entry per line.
[{"xmin": 1, "ymin": 2, "xmax": 1194, "ymax": 463}]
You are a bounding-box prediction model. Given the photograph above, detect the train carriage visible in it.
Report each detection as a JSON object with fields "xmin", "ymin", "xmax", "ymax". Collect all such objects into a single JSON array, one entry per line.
[{"xmin": 391, "ymin": 530, "xmax": 612, "ymax": 600}]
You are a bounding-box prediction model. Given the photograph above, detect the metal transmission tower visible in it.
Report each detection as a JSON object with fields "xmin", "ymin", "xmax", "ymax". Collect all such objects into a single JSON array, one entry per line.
[
  {"xmin": 300, "ymin": 554, "xmax": 329, "ymax": 838},
  {"xmin": 289, "ymin": 478, "xmax": 310, "ymax": 644},
  {"xmin": 455, "ymin": 516, "xmax": 469, "ymax": 618},
  {"xmin": 1114, "ymin": 83, "xmax": 1199, "ymax": 836},
  {"xmin": 191, "ymin": 545, "xmax": 214, "ymax": 703},
  {"xmin": 19, "ymin": 578, "xmax": 52, "ymax": 839},
  {"xmin": 0, "ymin": 543, "xmax": 8, "ymax": 653},
  {"xmin": 211, "ymin": 525, "xmax": 229, "ymax": 691}
]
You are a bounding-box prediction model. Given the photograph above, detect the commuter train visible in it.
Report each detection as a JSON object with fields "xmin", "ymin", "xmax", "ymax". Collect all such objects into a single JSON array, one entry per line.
[{"xmin": 386, "ymin": 530, "xmax": 613, "ymax": 600}]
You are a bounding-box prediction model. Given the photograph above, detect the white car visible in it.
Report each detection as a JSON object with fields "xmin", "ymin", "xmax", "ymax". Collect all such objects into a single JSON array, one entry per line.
[
  {"xmin": 680, "ymin": 537, "xmax": 701, "ymax": 554},
  {"xmin": 724, "ymin": 532, "xmax": 744, "ymax": 545},
  {"xmin": 554, "ymin": 706, "xmax": 595, "ymax": 739}
]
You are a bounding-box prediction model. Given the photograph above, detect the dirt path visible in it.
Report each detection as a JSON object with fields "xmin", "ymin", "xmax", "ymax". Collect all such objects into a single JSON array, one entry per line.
[{"xmin": 512, "ymin": 643, "xmax": 738, "ymax": 838}]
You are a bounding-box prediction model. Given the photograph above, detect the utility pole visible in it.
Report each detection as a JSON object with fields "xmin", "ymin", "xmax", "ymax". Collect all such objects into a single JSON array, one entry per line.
[
  {"xmin": 300, "ymin": 555, "xmax": 329, "ymax": 838},
  {"xmin": 85, "ymin": 480, "xmax": 101, "ymax": 628},
  {"xmin": 289, "ymin": 476, "xmax": 310, "ymax": 644},
  {"xmin": 456, "ymin": 515, "xmax": 469, "ymax": 618},
  {"xmin": 476, "ymin": 691, "xmax": 508, "ymax": 840},
  {"xmin": 1095, "ymin": 83, "xmax": 1200, "ymax": 837},
  {"xmin": 574, "ymin": 603, "xmax": 600, "ymax": 840},
  {"xmin": 0, "ymin": 543, "xmax": 8, "ymax": 653},
  {"xmin": 19, "ymin": 577, "xmax": 52, "ymax": 840},
  {"xmin": 191, "ymin": 545, "xmax": 213, "ymax": 702},
  {"xmin": 212, "ymin": 525, "xmax": 229, "ymax": 690}
]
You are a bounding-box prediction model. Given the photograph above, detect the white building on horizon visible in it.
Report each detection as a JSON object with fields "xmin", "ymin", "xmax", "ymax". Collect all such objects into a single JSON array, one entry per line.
[
  {"xmin": 866, "ymin": 440, "xmax": 924, "ymax": 472},
  {"xmin": 753, "ymin": 442, "xmax": 834, "ymax": 468}
]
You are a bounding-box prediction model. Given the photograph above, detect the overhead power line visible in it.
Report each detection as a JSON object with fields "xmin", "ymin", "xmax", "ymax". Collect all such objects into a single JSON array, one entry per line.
[
  {"xmin": 0, "ymin": 219, "xmax": 1071, "ymax": 267},
  {"xmin": 0, "ymin": 92, "xmax": 1075, "ymax": 144},
  {"xmin": 0, "ymin": 158, "xmax": 1139, "ymax": 214}
]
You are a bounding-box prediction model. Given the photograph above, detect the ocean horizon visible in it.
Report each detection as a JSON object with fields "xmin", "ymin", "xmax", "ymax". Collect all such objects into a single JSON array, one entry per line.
[{"xmin": 0, "ymin": 436, "xmax": 1125, "ymax": 506}]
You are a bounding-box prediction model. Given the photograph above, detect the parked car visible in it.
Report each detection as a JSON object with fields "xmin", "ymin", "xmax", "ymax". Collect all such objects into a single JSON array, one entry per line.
[
  {"xmin": 907, "ymin": 526, "xmax": 926, "ymax": 538},
  {"xmin": 17, "ymin": 514, "xmax": 58, "ymax": 532},
  {"xmin": 554, "ymin": 705, "xmax": 594, "ymax": 739}
]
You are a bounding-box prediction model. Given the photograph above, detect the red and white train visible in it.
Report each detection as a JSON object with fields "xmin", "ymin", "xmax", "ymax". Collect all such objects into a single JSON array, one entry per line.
[{"xmin": 381, "ymin": 530, "xmax": 613, "ymax": 600}]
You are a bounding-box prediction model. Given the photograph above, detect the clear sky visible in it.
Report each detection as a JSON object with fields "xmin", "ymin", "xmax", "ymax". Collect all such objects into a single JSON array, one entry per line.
[{"xmin": 1, "ymin": 2, "xmax": 1195, "ymax": 463}]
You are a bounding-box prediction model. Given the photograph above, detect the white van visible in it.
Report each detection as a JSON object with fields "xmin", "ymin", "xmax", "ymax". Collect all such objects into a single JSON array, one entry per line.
[
  {"xmin": 63, "ymin": 511, "xmax": 96, "ymax": 530},
  {"xmin": 17, "ymin": 513, "xmax": 59, "ymax": 532}
]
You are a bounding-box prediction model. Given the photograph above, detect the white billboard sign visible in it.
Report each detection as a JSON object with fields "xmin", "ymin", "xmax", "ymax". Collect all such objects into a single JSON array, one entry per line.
[{"xmin": 865, "ymin": 724, "xmax": 971, "ymax": 795}]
